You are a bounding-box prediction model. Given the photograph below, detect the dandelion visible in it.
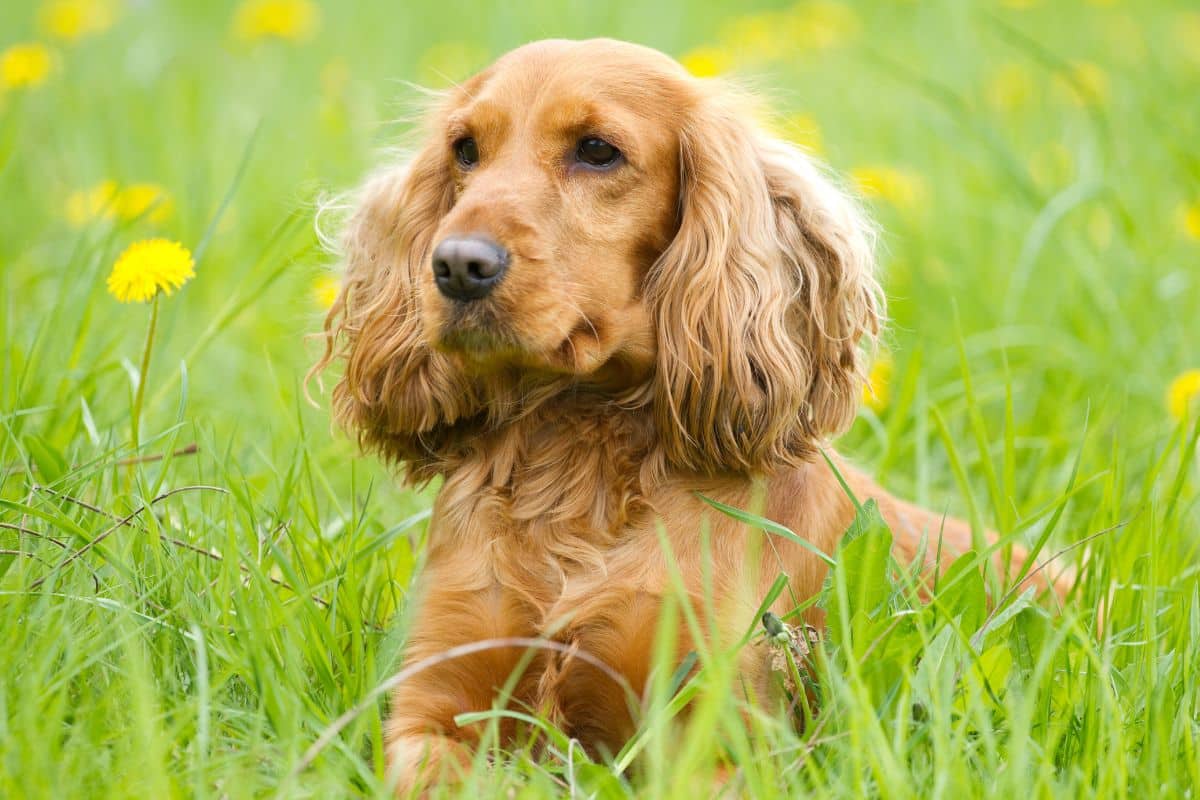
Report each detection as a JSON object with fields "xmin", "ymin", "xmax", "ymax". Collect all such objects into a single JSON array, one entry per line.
[
  {"xmin": 1028, "ymin": 142, "xmax": 1074, "ymax": 189},
  {"xmin": 1087, "ymin": 207, "xmax": 1113, "ymax": 250},
  {"xmin": 721, "ymin": 14, "xmax": 786, "ymax": 62},
  {"xmin": 788, "ymin": 1, "xmax": 860, "ymax": 50},
  {"xmin": 416, "ymin": 42, "xmax": 488, "ymax": 86},
  {"xmin": 313, "ymin": 275, "xmax": 340, "ymax": 309},
  {"xmin": 985, "ymin": 63, "xmax": 1036, "ymax": 112},
  {"xmin": 107, "ymin": 239, "xmax": 194, "ymax": 454},
  {"xmin": 679, "ymin": 46, "xmax": 732, "ymax": 78},
  {"xmin": 851, "ymin": 166, "xmax": 925, "ymax": 211},
  {"xmin": 233, "ymin": 0, "xmax": 320, "ymax": 43},
  {"xmin": 116, "ymin": 183, "xmax": 173, "ymax": 223},
  {"xmin": 1, "ymin": 43, "xmax": 54, "ymax": 90},
  {"xmin": 1054, "ymin": 61, "xmax": 1108, "ymax": 107},
  {"xmin": 1178, "ymin": 202, "xmax": 1200, "ymax": 241},
  {"xmin": 862, "ymin": 354, "xmax": 893, "ymax": 413},
  {"xmin": 1166, "ymin": 369, "xmax": 1200, "ymax": 422},
  {"xmin": 66, "ymin": 179, "xmax": 119, "ymax": 226},
  {"xmin": 1178, "ymin": 13, "xmax": 1200, "ymax": 64},
  {"xmin": 777, "ymin": 112, "xmax": 824, "ymax": 154},
  {"xmin": 107, "ymin": 239, "xmax": 194, "ymax": 304},
  {"xmin": 38, "ymin": 0, "xmax": 117, "ymax": 43}
]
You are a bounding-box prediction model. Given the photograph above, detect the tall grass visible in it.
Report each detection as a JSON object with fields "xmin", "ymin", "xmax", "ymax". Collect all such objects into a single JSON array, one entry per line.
[{"xmin": 2, "ymin": 0, "xmax": 1198, "ymax": 797}]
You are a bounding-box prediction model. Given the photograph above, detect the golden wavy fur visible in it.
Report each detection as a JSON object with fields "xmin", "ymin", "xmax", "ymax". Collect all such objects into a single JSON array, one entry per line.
[{"xmin": 313, "ymin": 38, "xmax": 1068, "ymax": 793}]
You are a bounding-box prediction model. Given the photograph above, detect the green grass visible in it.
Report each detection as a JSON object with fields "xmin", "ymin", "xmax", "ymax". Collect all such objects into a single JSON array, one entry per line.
[{"xmin": 2, "ymin": 0, "xmax": 1199, "ymax": 797}]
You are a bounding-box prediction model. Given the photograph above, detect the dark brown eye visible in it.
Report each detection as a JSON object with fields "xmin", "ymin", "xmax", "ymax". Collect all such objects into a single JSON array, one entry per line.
[
  {"xmin": 454, "ymin": 137, "xmax": 479, "ymax": 169},
  {"xmin": 576, "ymin": 137, "xmax": 621, "ymax": 168}
]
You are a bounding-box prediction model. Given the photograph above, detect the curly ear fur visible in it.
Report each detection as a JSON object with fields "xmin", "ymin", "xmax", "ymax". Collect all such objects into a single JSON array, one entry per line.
[
  {"xmin": 314, "ymin": 145, "xmax": 480, "ymax": 474},
  {"xmin": 647, "ymin": 91, "xmax": 882, "ymax": 475}
]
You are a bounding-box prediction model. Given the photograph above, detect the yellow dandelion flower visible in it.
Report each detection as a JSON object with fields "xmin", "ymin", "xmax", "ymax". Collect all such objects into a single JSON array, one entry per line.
[
  {"xmin": 1087, "ymin": 207, "xmax": 1113, "ymax": 249},
  {"xmin": 1000, "ymin": 0, "xmax": 1041, "ymax": 8},
  {"xmin": 107, "ymin": 239, "xmax": 195, "ymax": 303},
  {"xmin": 1, "ymin": 43, "xmax": 54, "ymax": 90},
  {"xmin": 1166, "ymin": 369, "xmax": 1200, "ymax": 422},
  {"xmin": 1028, "ymin": 142, "xmax": 1074, "ymax": 189},
  {"xmin": 776, "ymin": 112, "xmax": 824, "ymax": 154},
  {"xmin": 1178, "ymin": 202, "xmax": 1200, "ymax": 240},
  {"xmin": 862, "ymin": 354, "xmax": 893, "ymax": 413},
  {"xmin": 679, "ymin": 46, "xmax": 732, "ymax": 78},
  {"xmin": 38, "ymin": 0, "xmax": 117, "ymax": 43},
  {"xmin": 985, "ymin": 63, "xmax": 1036, "ymax": 112},
  {"xmin": 851, "ymin": 166, "xmax": 925, "ymax": 211},
  {"xmin": 1178, "ymin": 13, "xmax": 1200, "ymax": 64},
  {"xmin": 721, "ymin": 14, "xmax": 787, "ymax": 62},
  {"xmin": 313, "ymin": 275, "xmax": 341, "ymax": 309},
  {"xmin": 116, "ymin": 183, "xmax": 173, "ymax": 223},
  {"xmin": 66, "ymin": 179, "xmax": 119, "ymax": 226},
  {"xmin": 416, "ymin": 41, "xmax": 488, "ymax": 86},
  {"xmin": 233, "ymin": 0, "xmax": 320, "ymax": 43},
  {"xmin": 788, "ymin": 1, "xmax": 860, "ymax": 50},
  {"xmin": 1055, "ymin": 61, "xmax": 1108, "ymax": 107}
]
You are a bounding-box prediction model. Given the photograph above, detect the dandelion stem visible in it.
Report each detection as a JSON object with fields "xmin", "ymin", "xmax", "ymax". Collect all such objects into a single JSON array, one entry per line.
[{"xmin": 131, "ymin": 294, "xmax": 160, "ymax": 454}]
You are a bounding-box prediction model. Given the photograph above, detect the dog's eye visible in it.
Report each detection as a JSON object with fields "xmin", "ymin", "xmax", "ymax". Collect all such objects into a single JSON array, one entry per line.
[
  {"xmin": 576, "ymin": 137, "xmax": 621, "ymax": 168},
  {"xmin": 454, "ymin": 137, "xmax": 479, "ymax": 169}
]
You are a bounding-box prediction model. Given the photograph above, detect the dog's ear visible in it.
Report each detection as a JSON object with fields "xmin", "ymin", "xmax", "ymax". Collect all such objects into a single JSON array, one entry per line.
[
  {"xmin": 315, "ymin": 144, "xmax": 480, "ymax": 475},
  {"xmin": 647, "ymin": 91, "xmax": 882, "ymax": 474}
]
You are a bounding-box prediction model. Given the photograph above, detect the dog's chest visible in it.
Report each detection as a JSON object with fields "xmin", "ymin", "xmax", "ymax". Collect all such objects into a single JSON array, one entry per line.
[{"xmin": 433, "ymin": 411, "xmax": 659, "ymax": 608}]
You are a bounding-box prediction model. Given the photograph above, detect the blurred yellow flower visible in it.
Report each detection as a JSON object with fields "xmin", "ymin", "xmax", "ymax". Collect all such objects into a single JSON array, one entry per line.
[
  {"xmin": 38, "ymin": 0, "xmax": 117, "ymax": 43},
  {"xmin": 1, "ymin": 43, "xmax": 54, "ymax": 90},
  {"xmin": 721, "ymin": 14, "xmax": 786, "ymax": 62},
  {"xmin": 1000, "ymin": 0, "xmax": 1041, "ymax": 8},
  {"xmin": 417, "ymin": 41, "xmax": 488, "ymax": 86},
  {"xmin": 1028, "ymin": 142, "xmax": 1074, "ymax": 188},
  {"xmin": 116, "ymin": 183, "xmax": 173, "ymax": 223},
  {"xmin": 1166, "ymin": 369, "xmax": 1200, "ymax": 422},
  {"xmin": 679, "ymin": 46, "xmax": 732, "ymax": 78},
  {"xmin": 66, "ymin": 181, "xmax": 172, "ymax": 226},
  {"xmin": 985, "ymin": 63, "xmax": 1036, "ymax": 111},
  {"xmin": 1178, "ymin": 13, "xmax": 1200, "ymax": 63},
  {"xmin": 313, "ymin": 275, "xmax": 340, "ymax": 309},
  {"xmin": 1055, "ymin": 61, "xmax": 1108, "ymax": 107},
  {"xmin": 788, "ymin": 0, "xmax": 860, "ymax": 49},
  {"xmin": 851, "ymin": 166, "xmax": 925, "ymax": 211},
  {"xmin": 233, "ymin": 0, "xmax": 320, "ymax": 43},
  {"xmin": 862, "ymin": 353, "xmax": 893, "ymax": 413},
  {"xmin": 1179, "ymin": 202, "xmax": 1200, "ymax": 240},
  {"xmin": 66, "ymin": 180, "xmax": 119, "ymax": 226},
  {"xmin": 777, "ymin": 112, "xmax": 824, "ymax": 154},
  {"xmin": 107, "ymin": 239, "xmax": 195, "ymax": 303},
  {"xmin": 1087, "ymin": 207, "xmax": 1113, "ymax": 249}
]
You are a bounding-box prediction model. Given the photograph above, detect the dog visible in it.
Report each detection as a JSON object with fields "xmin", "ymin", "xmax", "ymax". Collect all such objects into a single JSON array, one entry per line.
[{"xmin": 314, "ymin": 38, "xmax": 1068, "ymax": 792}]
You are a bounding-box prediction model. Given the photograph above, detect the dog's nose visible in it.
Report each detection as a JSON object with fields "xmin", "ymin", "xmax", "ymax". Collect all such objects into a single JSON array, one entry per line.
[{"xmin": 431, "ymin": 235, "xmax": 508, "ymax": 301}]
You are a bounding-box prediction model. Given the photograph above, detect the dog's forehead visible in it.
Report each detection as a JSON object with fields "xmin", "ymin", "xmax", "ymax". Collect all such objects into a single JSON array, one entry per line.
[{"xmin": 464, "ymin": 38, "xmax": 691, "ymax": 122}]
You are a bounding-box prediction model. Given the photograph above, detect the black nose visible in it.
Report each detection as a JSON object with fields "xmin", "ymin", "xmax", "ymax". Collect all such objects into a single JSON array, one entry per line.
[{"xmin": 431, "ymin": 235, "xmax": 509, "ymax": 301}]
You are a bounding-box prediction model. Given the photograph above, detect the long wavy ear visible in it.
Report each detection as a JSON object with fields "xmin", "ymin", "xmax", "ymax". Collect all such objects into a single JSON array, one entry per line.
[
  {"xmin": 647, "ymin": 91, "xmax": 882, "ymax": 475},
  {"xmin": 313, "ymin": 144, "xmax": 480, "ymax": 477}
]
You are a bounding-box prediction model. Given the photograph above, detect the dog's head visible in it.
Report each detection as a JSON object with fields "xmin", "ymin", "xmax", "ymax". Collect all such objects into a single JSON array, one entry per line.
[{"xmin": 318, "ymin": 38, "xmax": 881, "ymax": 475}]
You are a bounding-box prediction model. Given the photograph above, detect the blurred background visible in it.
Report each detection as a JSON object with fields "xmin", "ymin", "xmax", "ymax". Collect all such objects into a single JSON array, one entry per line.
[{"xmin": 2, "ymin": 2, "xmax": 1199, "ymax": 795}]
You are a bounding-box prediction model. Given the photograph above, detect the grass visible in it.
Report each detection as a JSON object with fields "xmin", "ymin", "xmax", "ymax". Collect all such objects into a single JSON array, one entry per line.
[{"xmin": 2, "ymin": 0, "xmax": 1199, "ymax": 797}]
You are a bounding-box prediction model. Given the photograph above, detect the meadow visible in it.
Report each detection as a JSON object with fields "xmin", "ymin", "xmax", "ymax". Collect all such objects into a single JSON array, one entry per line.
[{"xmin": 2, "ymin": 0, "xmax": 1199, "ymax": 797}]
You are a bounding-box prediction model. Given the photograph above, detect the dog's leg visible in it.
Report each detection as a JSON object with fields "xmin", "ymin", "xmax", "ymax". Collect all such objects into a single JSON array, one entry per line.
[{"xmin": 385, "ymin": 562, "xmax": 542, "ymax": 795}]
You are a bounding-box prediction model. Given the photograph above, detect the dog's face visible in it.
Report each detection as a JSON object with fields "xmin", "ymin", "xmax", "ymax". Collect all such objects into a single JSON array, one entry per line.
[
  {"xmin": 420, "ymin": 40, "xmax": 683, "ymax": 379},
  {"xmin": 321, "ymin": 39, "xmax": 881, "ymax": 476}
]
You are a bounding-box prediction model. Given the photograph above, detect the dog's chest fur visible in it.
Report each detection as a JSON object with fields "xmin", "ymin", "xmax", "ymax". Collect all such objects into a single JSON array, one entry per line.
[{"xmin": 430, "ymin": 403, "xmax": 664, "ymax": 611}]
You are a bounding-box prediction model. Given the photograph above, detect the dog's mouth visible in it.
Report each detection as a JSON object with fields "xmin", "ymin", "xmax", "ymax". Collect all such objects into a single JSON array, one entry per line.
[{"xmin": 434, "ymin": 303, "xmax": 610, "ymax": 376}]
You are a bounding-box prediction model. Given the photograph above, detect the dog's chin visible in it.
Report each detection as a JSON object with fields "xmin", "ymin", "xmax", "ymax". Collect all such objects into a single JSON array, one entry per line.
[{"xmin": 432, "ymin": 308, "xmax": 612, "ymax": 377}]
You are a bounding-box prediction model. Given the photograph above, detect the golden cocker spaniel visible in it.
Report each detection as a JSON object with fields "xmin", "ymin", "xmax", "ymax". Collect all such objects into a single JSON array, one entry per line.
[{"xmin": 315, "ymin": 38, "xmax": 1066, "ymax": 792}]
